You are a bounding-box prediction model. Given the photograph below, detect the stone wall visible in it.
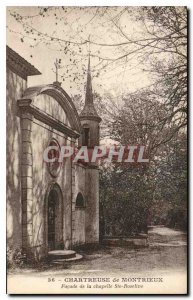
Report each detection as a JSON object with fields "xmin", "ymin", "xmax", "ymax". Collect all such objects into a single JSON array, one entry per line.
[
  {"xmin": 7, "ymin": 65, "xmax": 100, "ymax": 259},
  {"xmin": 72, "ymin": 163, "xmax": 86, "ymax": 246},
  {"xmin": 79, "ymin": 119, "xmax": 100, "ymax": 147},
  {"xmin": 6, "ymin": 68, "xmax": 27, "ymax": 250},
  {"xmin": 26, "ymin": 93, "xmax": 73, "ymax": 259},
  {"xmin": 85, "ymin": 168, "xmax": 99, "ymax": 244},
  {"xmin": 72, "ymin": 163, "xmax": 100, "ymax": 246}
]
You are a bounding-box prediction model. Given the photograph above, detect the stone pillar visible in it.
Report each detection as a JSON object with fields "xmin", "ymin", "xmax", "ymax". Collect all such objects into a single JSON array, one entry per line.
[
  {"xmin": 85, "ymin": 166, "xmax": 99, "ymax": 244},
  {"xmin": 71, "ymin": 137, "xmax": 76, "ymax": 247},
  {"xmin": 20, "ymin": 110, "xmax": 33, "ymax": 256}
]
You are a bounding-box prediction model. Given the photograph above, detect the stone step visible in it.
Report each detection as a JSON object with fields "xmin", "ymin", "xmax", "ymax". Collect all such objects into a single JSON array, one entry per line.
[
  {"xmin": 48, "ymin": 250, "xmax": 76, "ymax": 260},
  {"xmin": 51, "ymin": 253, "xmax": 83, "ymax": 265}
]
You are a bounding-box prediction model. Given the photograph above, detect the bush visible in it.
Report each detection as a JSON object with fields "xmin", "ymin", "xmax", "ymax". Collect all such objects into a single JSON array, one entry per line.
[{"xmin": 7, "ymin": 247, "xmax": 26, "ymax": 269}]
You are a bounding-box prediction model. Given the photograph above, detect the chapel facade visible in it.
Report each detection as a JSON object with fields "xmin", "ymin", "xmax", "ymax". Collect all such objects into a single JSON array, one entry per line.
[{"xmin": 6, "ymin": 46, "xmax": 101, "ymax": 260}]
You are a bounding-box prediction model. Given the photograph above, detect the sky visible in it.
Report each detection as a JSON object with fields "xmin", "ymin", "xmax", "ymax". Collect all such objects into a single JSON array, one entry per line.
[{"xmin": 6, "ymin": 6, "xmax": 153, "ymax": 100}]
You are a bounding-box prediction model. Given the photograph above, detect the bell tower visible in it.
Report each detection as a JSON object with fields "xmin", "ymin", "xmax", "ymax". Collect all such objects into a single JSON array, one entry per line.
[
  {"xmin": 79, "ymin": 55, "xmax": 101, "ymax": 148},
  {"xmin": 79, "ymin": 55, "xmax": 101, "ymax": 244}
]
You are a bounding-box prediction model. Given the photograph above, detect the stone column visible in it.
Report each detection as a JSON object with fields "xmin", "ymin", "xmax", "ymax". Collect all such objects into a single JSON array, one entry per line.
[
  {"xmin": 20, "ymin": 108, "xmax": 34, "ymax": 257},
  {"xmin": 71, "ymin": 137, "xmax": 76, "ymax": 247}
]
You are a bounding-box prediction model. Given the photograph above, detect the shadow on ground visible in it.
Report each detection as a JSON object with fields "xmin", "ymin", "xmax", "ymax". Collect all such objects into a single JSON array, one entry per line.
[{"xmin": 8, "ymin": 226, "xmax": 187, "ymax": 277}]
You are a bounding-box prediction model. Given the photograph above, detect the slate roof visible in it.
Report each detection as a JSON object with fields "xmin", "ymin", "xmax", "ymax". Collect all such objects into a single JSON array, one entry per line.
[
  {"xmin": 6, "ymin": 45, "xmax": 41, "ymax": 80},
  {"xmin": 80, "ymin": 55, "xmax": 101, "ymax": 122}
]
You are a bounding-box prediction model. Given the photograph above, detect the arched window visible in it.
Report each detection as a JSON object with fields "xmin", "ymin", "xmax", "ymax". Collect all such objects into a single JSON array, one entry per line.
[
  {"xmin": 82, "ymin": 125, "xmax": 90, "ymax": 146},
  {"xmin": 75, "ymin": 192, "xmax": 85, "ymax": 208}
]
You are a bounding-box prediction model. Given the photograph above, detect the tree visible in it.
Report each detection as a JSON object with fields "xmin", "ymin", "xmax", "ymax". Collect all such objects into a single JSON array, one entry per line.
[
  {"xmin": 7, "ymin": 7, "xmax": 187, "ymax": 132},
  {"xmin": 99, "ymin": 163, "xmax": 152, "ymax": 236},
  {"xmin": 99, "ymin": 89, "xmax": 187, "ymax": 235},
  {"xmin": 7, "ymin": 6, "xmax": 187, "ymax": 235},
  {"xmin": 151, "ymin": 132, "xmax": 187, "ymax": 229},
  {"xmin": 109, "ymin": 89, "xmax": 182, "ymax": 159}
]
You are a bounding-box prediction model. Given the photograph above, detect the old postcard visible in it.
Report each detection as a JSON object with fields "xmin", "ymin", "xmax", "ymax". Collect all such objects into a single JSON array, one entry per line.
[{"xmin": 6, "ymin": 6, "xmax": 187, "ymax": 294}]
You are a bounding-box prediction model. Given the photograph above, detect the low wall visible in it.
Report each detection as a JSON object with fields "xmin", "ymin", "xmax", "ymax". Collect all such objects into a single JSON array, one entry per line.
[{"xmin": 102, "ymin": 234, "xmax": 148, "ymax": 247}]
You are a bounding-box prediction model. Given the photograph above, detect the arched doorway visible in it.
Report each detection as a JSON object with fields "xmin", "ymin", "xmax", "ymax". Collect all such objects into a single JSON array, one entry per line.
[
  {"xmin": 73, "ymin": 192, "xmax": 86, "ymax": 245},
  {"xmin": 45, "ymin": 183, "xmax": 63, "ymax": 251}
]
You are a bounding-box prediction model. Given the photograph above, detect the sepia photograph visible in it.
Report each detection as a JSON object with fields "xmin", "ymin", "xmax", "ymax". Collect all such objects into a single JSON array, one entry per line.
[{"xmin": 6, "ymin": 5, "xmax": 187, "ymax": 294}]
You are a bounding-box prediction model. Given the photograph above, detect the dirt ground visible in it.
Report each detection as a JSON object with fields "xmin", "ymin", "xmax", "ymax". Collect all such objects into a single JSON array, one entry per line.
[
  {"xmin": 7, "ymin": 226, "xmax": 187, "ymax": 294},
  {"xmin": 8, "ymin": 226, "xmax": 187, "ymax": 277}
]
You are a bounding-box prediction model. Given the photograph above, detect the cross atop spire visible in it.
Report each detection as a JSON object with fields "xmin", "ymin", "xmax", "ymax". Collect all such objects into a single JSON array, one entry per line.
[{"xmin": 53, "ymin": 58, "xmax": 62, "ymax": 86}]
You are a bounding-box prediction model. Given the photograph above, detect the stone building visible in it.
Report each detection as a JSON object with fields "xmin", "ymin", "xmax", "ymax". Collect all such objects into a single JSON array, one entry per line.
[{"xmin": 6, "ymin": 46, "xmax": 101, "ymax": 260}]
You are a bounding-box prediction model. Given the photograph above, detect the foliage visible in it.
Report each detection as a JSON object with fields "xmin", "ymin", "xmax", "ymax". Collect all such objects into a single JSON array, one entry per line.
[
  {"xmin": 7, "ymin": 247, "xmax": 26, "ymax": 269},
  {"xmin": 7, "ymin": 6, "xmax": 187, "ymax": 235},
  {"xmin": 150, "ymin": 133, "xmax": 187, "ymax": 230},
  {"xmin": 100, "ymin": 164, "xmax": 153, "ymax": 237}
]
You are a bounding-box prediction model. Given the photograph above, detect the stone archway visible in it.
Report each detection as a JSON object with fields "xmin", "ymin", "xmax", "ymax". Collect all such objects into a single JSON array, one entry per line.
[{"xmin": 45, "ymin": 183, "xmax": 63, "ymax": 252}]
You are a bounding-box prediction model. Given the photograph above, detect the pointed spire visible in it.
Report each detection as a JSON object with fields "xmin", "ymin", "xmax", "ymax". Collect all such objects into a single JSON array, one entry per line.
[
  {"xmin": 85, "ymin": 53, "xmax": 93, "ymax": 105},
  {"xmin": 80, "ymin": 54, "xmax": 101, "ymax": 122}
]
